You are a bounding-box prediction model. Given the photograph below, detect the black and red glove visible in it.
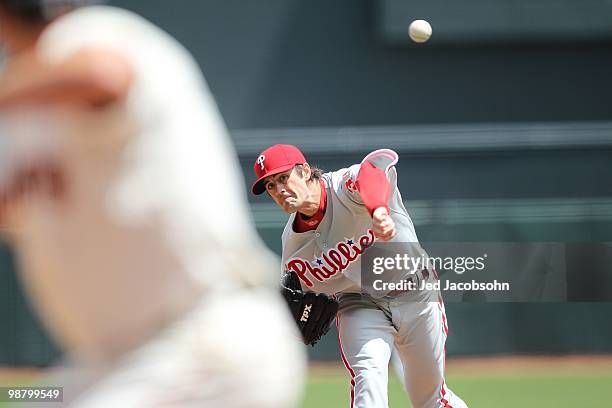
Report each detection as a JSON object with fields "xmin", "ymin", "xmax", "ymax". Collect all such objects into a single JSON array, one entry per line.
[{"xmin": 281, "ymin": 271, "xmax": 338, "ymax": 346}]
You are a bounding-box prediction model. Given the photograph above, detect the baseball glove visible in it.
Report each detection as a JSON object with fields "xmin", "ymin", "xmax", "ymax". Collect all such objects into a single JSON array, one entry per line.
[{"xmin": 281, "ymin": 271, "xmax": 339, "ymax": 346}]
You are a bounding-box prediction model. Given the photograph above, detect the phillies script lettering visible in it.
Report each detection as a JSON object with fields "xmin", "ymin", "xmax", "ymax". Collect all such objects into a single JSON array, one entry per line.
[{"xmin": 286, "ymin": 229, "xmax": 376, "ymax": 287}]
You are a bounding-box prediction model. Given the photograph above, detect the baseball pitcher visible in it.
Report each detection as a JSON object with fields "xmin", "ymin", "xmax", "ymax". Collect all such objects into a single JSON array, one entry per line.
[{"xmin": 253, "ymin": 144, "xmax": 468, "ymax": 408}]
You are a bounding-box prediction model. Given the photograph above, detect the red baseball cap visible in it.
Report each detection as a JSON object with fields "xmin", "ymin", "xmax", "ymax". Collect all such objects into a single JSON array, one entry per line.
[{"xmin": 251, "ymin": 144, "xmax": 307, "ymax": 195}]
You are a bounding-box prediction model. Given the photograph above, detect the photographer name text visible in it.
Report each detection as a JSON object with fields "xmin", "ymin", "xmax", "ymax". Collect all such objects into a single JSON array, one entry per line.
[{"xmin": 373, "ymin": 279, "xmax": 510, "ymax": 292}]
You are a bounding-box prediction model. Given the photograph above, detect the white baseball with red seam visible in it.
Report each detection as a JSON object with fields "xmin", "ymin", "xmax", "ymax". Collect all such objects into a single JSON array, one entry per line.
[{"xmin": 408, "ymin": 19, "xmax": 432, "ymax": 43}]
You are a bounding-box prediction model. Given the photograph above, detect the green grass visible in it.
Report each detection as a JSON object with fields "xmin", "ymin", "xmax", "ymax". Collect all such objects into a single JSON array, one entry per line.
[
  {"xmin": 303, "ymin": 370, "xmax": 411, "ymax": 407},
  {"xmin": 448, "ymin": 374, "xmax": 612, "ymax": 408},
  {"xmin": 302, "ymin": 369, "xmax": 612, "ymax": 408},
  {"xmin": 2, "ymin": 361, "xmax": 611, "ymax": 408}
]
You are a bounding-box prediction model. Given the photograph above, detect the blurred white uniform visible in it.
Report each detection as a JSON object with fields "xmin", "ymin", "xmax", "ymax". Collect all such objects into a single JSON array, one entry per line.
[{"xmin": 1, "ymin": 6, "xmax": 304, "ymax": 407}]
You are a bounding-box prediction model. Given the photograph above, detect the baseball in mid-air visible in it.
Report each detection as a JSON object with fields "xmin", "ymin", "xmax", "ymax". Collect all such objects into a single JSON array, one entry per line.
[{"xmin": 408, "ymin": 19, "xmax": 432, "ymax": 43}]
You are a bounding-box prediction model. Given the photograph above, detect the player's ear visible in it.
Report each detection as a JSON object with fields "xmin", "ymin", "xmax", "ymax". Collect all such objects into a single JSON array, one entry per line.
[{"xmin": 301, "ymin": 163, "xmax": 312, "ymax": 180}]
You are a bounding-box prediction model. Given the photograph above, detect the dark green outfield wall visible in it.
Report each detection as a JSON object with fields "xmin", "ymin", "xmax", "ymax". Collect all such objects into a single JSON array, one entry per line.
[
  {"xmin": 107, "ymin": 0, "xmax": 612, "ymax": 128},
  {"xmin": 3, "ymin": 216, "xmax": 612, "ymax": 365},
  {"xmin": 1, "ymin": 0, "xmax": 612, "ymax": 365}
]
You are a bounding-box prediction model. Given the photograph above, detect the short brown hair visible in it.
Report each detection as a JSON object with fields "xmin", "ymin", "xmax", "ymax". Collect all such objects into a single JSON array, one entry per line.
[
  {"xmin": 0, "ymin": 1, "xmax": 45, "ymax": 23},
  {"xmin": 295, "ymin": 164, "xmax": 324, "ymax": 182},
  {"xmin": 0, "ymin": 0, "xmax": 106, "ymax": 24}
]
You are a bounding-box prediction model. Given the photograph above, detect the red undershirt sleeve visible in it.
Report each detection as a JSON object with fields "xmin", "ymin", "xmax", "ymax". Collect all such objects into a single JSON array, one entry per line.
[{"xmin": 355, "ymin": 160, "xmax": 391, "ymax": 217}]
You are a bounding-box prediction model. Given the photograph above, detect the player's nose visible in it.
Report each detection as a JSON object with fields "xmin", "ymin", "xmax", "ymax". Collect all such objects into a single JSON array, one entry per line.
[{"xmin": 275, "ymin": 183, "xmax": 286, "ymax": 195}]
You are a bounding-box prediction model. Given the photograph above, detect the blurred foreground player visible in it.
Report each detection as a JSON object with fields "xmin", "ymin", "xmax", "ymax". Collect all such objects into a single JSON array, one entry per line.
[{"xmin": 0, "ymin": 1, "xmax": 305, "ymax": 406}]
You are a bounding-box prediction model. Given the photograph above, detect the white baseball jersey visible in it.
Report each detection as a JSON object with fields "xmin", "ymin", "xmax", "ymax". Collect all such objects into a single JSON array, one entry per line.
[
  {"xmin": 0, "ymin": 6, "xmax": 278, "ymax": 361},
  {"xmin": 281, "ymin": 149, "xmax": 425, "ymax": 295},
  {"xmin": 278, "ymin": 150, "xmax": 468, "ymax": 408}
]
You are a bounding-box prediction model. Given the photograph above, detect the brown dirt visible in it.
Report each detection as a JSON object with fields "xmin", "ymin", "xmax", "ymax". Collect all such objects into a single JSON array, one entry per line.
[
  {"xmin": 4, "ymin": 354, "xmax": 612, "ymax": 385},
  {"xmin": 444, "ymin": 354, "xmax": 612, "ymax": 376},
  {"xmin": 309, "ymin": 354, "xmax": 612, "ymax": 377},
  {"xmin": 0, "ymin": 367, "xmax": 42, "ymax": 386}
]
